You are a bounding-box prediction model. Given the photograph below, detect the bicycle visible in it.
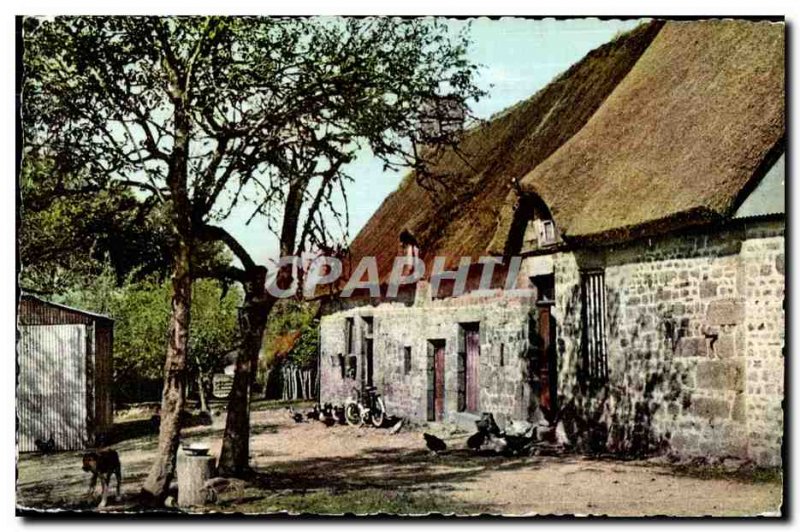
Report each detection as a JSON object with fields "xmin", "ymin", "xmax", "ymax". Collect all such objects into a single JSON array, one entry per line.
[{"xmin": 344, "ymin": 385, "xmax": 387, "ymax": 428}]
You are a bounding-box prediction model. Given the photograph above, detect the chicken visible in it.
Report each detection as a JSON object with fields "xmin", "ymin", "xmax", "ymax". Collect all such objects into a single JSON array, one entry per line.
[
  {"xmin": 484, "ymin": 433, "xmax": 508, "ymax": 455},
  {"xmin": 286, "ymin": 405, "xmax": 304, "ymax": 423},
  {"xmin": 333, "ymin": 405, "xmax": 346, "ymax": 425},
  {"xmin": 321, "ymin": 416, "xmax": 336, "ymax": 427},
  {"xmin": 466, "ymin": 431, "xmax": 485, "ymax": 450},
  {"xmin": 306, "ymin": 405, "xmax": 320, "ymax": 420},
  {"xmin": 34, "ymin": 435, "xmax": 56, "ymax": 454},
  {"xmin": 423, "ymin": 433, "xmax": 447, "ymax": 455},
  {"xmin": 475, "ymin": 412, "xmax": 502, "ymax": 436},
  {"xmin": 504, "ymin": 434, "xmax": 535, "ymax": 456}
]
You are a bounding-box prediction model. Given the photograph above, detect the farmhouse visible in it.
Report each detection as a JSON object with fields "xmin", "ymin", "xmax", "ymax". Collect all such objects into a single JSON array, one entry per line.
[
  {"xmin": 319, "ymin": 20, "xmax": 785, "ymax": 466},
  {"xmin": 17, "ymin": 294, "xmax": 114, "ymax": 452}
]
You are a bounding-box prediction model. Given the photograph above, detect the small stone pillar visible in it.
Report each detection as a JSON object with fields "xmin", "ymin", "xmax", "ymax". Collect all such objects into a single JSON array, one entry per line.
[{"xmin": 177, "ymin": 450, "xmax": 215, "ymax": 507}]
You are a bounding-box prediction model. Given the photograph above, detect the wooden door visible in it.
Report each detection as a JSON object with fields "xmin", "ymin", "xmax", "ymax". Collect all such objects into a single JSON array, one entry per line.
[
  {"xmin": 537, "ymin": 303, "xmax": 557, "ymax": 420},
  {"xmin": 465, "ymin": 328, "xmax": 480, "ymax": 413},
  {"xmin": 433, "ymin": 343, "xmax": 445, "ymax": 421}
]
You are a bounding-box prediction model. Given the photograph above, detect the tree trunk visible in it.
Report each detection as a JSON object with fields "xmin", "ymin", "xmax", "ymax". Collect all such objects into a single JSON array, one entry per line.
[
  {"xmin": 217, "ymin": 267, "xmax": 273, "ymax": 477},
  {"xmin": 219, "ymin": 196, "xmax": 298, "ymax": 476},
  {"xmin": 263, "ymin": 368, "xmax": 272, "ymax": 399},
  {"xmin": 198, "ymin": 373, "xmax": 208, "ymax": 413},
  {"xmin": 301, "ymin": 370, "xmax": 310, "ymax": 399},
  {"xmin": 142, "ymin": 242, "xmax": 192, "ymax": 501},
  {"xmin": 141, "ymin": 95, "xmax": 193, "ymax": 503}
]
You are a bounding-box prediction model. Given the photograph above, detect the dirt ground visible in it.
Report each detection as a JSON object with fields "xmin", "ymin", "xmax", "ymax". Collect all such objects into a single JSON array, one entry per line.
[{"xmin": 16, "ymin": 404, "xmax": 783, "ymax": 517}]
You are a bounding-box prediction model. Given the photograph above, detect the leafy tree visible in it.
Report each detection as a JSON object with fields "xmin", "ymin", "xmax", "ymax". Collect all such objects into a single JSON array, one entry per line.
[
  {"xmin": 19, "ymin": 155, "xmax": 230, "ymax": 294},
  {"xmin": 59, "ymin": 268, "xmax": 242, "ymax": 404},
  {"xmin": 19, "ymin": 156, "xmax": 172, "ymax": 293},
  {"xmin": 259, "ymin": 300, "xmax": 319, "ymax": 372},
  {"xmin": 23, "ymin": 15, "xmax": 484, "ymax": 493}
]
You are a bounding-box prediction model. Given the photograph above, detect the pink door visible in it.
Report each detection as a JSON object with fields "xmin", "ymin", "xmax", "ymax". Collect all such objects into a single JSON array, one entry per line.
[
  {"xmin": 465, "ymin": 328, "xmax": 480, "ymax": 412},
  {"xmin": 434, "ymin": 344, "xmax": 446, "ymax": 421}
]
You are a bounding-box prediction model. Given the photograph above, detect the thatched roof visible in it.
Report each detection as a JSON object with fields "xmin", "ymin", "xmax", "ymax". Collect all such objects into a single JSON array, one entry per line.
[
  {"xmin": 347, "ymin": 21, "xmax": 663, "ymax": 280},
  {"xmin": 345, "ymin": 19, "xmax": 784, "ymax": 284},
  {"xmin": 517, "ymin": 20, "xmax": 785, "ymax": 244}
]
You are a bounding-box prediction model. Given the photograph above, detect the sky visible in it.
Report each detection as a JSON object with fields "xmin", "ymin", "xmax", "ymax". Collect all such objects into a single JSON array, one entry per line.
[{"xmin": 221, "ymin": 18, "xmax": 646, "ymax": 267}]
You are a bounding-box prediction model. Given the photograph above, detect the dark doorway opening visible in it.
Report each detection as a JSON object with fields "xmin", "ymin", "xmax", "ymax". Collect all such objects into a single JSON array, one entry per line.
[
  {"xmin": 363, "ymin": 317, "xmax": 374, "ymax": 388},
  {"xmin": 531, "ymin": 274, "xmax": 557, "ymax": 421},
  {"xmin": 427, "ymin": 340, "xmax": 446, "ymax": 421}
]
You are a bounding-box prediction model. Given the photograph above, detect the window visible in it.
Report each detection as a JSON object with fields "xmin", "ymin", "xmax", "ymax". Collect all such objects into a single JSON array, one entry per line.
[
  {"xmin": 337, "ymin": 354, "xmax": 346, "ymax": 379},
  {"xmin": 403, "ymin": 346, "xmax": 412, "ymax": 375},
  {"xmin": 580, "ymin": 270, "xmax": 608, "ymax": 389},
  {"xmin": 538, "ymin": 220, "xmax": 556, "ymax": 246},
  {"xmin": 347, "ymin": 355, "xmax": 358, "ymax": 379},
  {"xmin": 499, "ymin": 343, "xmax": 505, "ymax": 367},
  {"xmin": 345, "ymin": 318, "xmax": 355, "ymax": 355},
  {"xmin": 532, "ymin": 274, "xmax": 555, "ymax": 303}
]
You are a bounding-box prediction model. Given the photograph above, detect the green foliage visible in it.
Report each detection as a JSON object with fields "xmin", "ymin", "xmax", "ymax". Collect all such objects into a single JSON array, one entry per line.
[
  {"xmin": 289, "ymin": 320, "xmax": 319, "ymax": 370},
  {"xmin": 218, "ymin": 487, "xmax": 486, "ymax": 515},
  {"xmin": 22, "ymin": 16, "xmax": 486, "ymax": 259},
  {"xmin": 19, "ymin": 155, "xmax": 233, "ymax": 295},
  {"xmin": 58, "ymin": 266, "xmax": 241, "ymax": 383},
  {"xmin": 19, "ymin": 156, "xmax": 172, "ymax": 293},
  {"xmin": 260, "ymin": 300, "xmax": 319, "ymax": 371}
]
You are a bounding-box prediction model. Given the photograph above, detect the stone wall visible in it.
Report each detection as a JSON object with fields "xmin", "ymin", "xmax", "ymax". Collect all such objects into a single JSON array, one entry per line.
[
  {"xmin": 552, "ymin": 219, "xmax": 784, "ymax": 465},
  {"xmin": 319, "ymin": 218, "xmax": 784, "ymax": 465},
  {"xmin": 740, "ymin": 223, "xmax": 785, "ymax": 466},
  {"xmin": 320, "ymin": 288, "xmax": 536, "ymax": 424}
]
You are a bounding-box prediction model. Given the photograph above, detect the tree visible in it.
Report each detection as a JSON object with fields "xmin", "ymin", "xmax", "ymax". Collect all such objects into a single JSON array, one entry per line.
[
  {"xmin": 259, "ymin": 300, "xmax": 320, "ymax": 400},
  {"xmin": 56, "ymin": 268, "xmax": 241, "ymax": 404},
  {"xmin": 23, "ymin": 16, "xmax": 483, "ymax": 496},
  {"xmin": 19, "ymin": 156, "xmax": 172, "ymax": 294}
]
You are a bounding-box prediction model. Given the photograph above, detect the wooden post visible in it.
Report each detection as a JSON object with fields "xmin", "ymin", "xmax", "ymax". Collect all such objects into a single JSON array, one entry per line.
[{"xmin": 176, "ymin": 450, "xmax": 215, "ymax": 508}]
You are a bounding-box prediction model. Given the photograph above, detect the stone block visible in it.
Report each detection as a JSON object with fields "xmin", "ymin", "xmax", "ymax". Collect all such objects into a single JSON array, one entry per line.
[
  {"xmin": 695, "ymin": 360, "xmax": 744, "ymax": 392},
  {"xmin": 676, "ymin": 337, "xmax": 707, "ymax": 358},
  {"xmin": 690, "ymin": 396, "xmax": 731, "ymax": 419},
  {"xmin": 731, "ymin": 393, "xmax": 746, "ymax": 422},
  {"xmin": 700, "ymin": 281, "xmax": 718, "ymax": 299},
  {"xmin": 712, "ymin": 334, "xmax": 736, "ymax": 359},
  {"xmin": 706, "ymin": 298, "xmax": 743, "ymax": 326}
]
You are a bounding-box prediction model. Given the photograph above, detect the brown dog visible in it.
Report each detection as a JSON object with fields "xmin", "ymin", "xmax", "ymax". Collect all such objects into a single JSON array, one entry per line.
[{"xmin": 82, "ymin": 449, "xmax": 122, "ymax": 508}]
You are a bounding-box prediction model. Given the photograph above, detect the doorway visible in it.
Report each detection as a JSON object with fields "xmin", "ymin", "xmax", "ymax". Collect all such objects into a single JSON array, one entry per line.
[
  {"xmin": 427, "ymin": 340, "xmax": 446, "ymax": 421},
  {"xmin": 457, "ymin": 323, "xmax": 480, "ymax": 413},
  {"xmin": 532, "ymin": 274, "xmax": 557, "ymax": 421},
  {"xmin": 363, "ymin": 317, "xmax": 374, "ymax": 387}
]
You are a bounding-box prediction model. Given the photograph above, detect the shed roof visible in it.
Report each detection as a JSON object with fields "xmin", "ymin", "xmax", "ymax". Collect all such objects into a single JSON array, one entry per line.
[{"xmin": 18, "ymin": 293, "xmax": 114, "ymax": 326}]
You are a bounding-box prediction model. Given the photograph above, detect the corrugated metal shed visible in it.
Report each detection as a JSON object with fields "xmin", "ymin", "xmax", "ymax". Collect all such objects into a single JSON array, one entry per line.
[{"xmin": 17, "ymin": 294, "xmax": 114, "ymax": 452}]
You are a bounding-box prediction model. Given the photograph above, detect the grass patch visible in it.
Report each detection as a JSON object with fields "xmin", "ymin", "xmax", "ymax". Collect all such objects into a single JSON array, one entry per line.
[
  {"xmin": 215, "ymin": 487, "xmax": 487, "ymax": 516},
  {"xmin": 668, "ymin": 464, "xmax": 783, "ymax": 485},
  {"xmin": 249, "ymin": 399, "xmax": 314, "ymax": 412}
]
